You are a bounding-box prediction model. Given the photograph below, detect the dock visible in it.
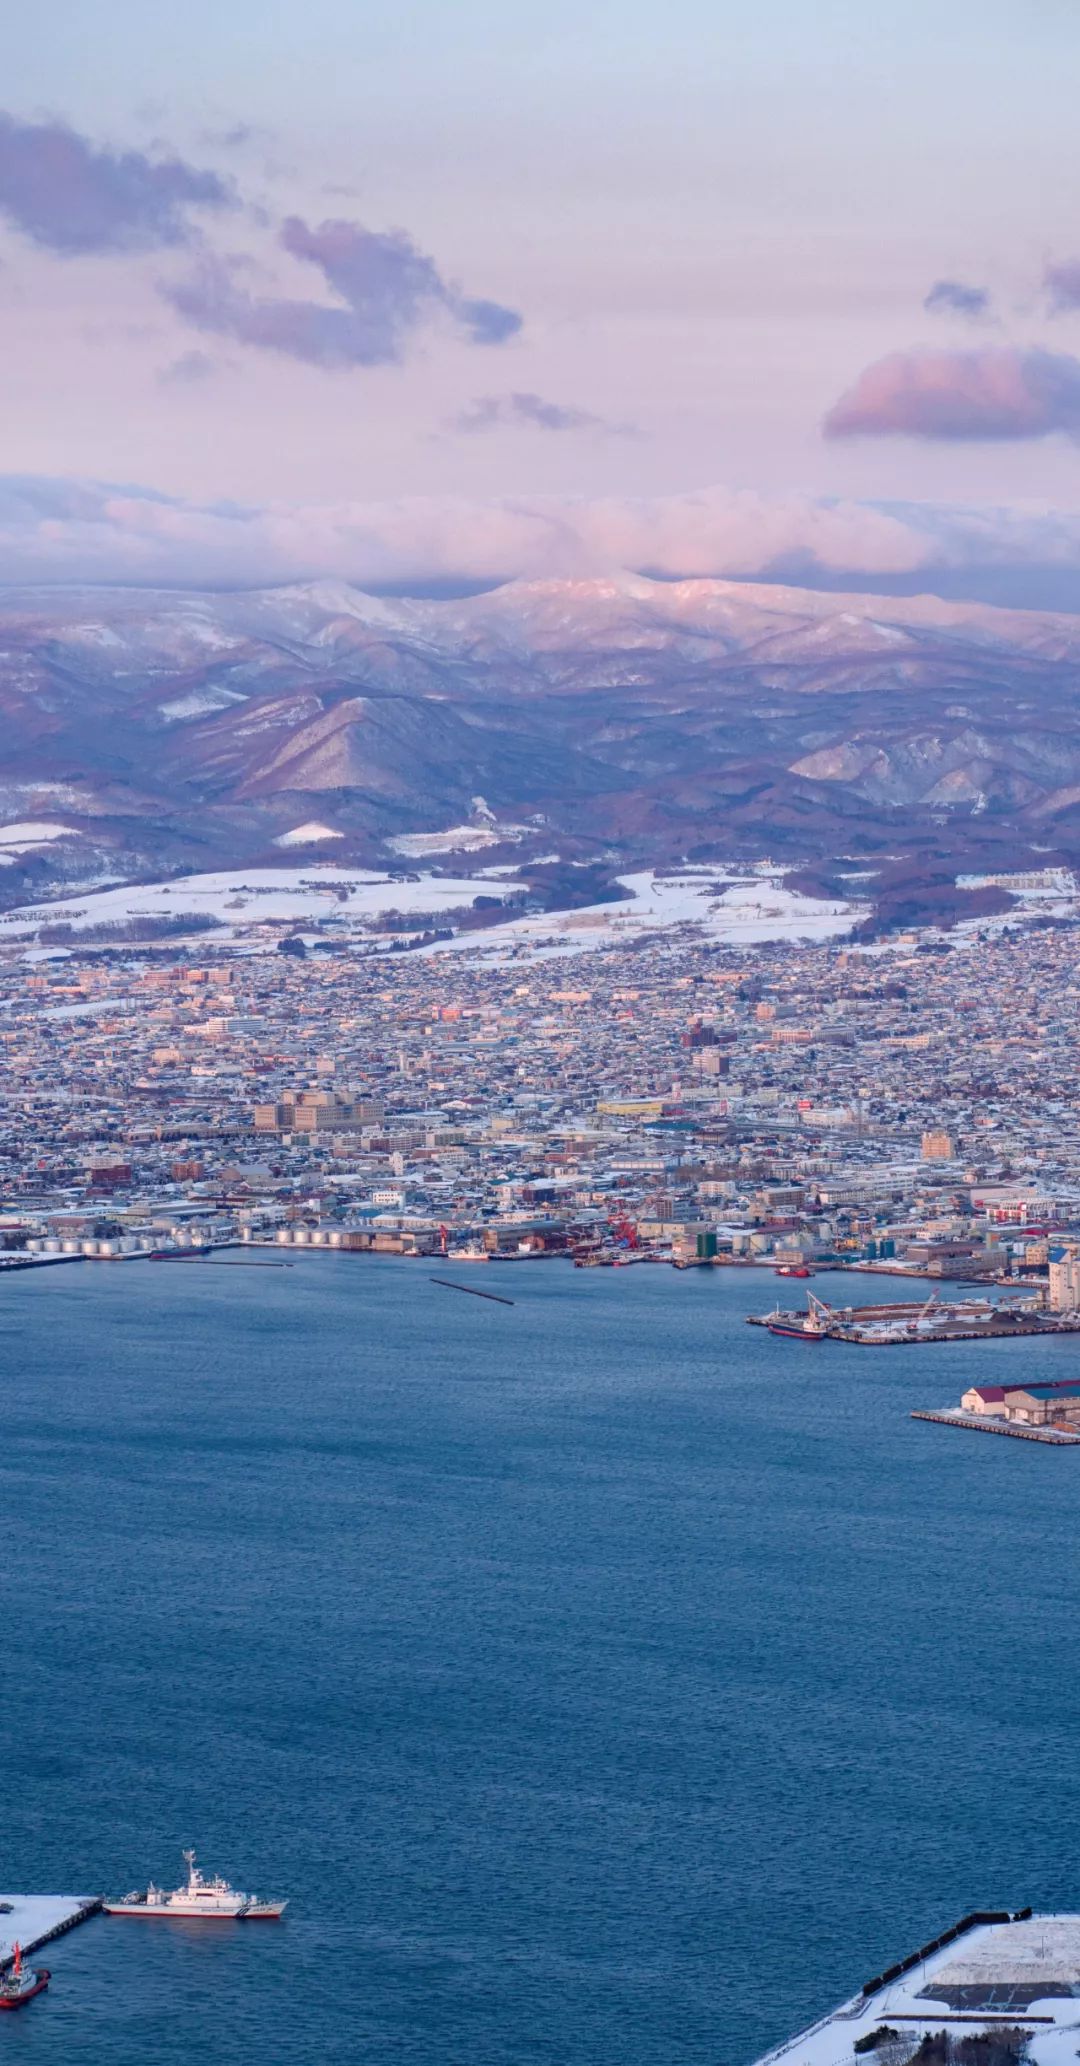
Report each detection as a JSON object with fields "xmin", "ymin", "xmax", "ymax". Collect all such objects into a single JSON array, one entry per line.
[
  {"xmin": 912, "ymin": 1409, "xmax": 1080, "ymax": 1445},
  {"xmin": 751, "ymin": 1291, "xmax": 1080, "ymax": 1346},
  {"xmin": 0, "ymin": 1895, "xmax": 103, "ymax": 1971}
]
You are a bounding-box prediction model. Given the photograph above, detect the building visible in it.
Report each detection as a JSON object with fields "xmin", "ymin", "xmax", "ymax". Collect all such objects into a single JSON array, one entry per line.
[
  {"xmin": 253, "ymin": 1090, "xmax": 385, "ymax": 1134},
  {"xmin": 963, "ymin": 1379, "xmax": 1080, "ymax": 1426},
  {"xmin": 1000, "ymin": 1382, "xmax": 1080, "ymax": 1426},
  {"xmin": 920, "ymin": 1128, "xmax": 954, "ymax": 1160},
  {"xmin": 1048, "ymin": 1244, "xmax": 1080, "ymax": 1312}
]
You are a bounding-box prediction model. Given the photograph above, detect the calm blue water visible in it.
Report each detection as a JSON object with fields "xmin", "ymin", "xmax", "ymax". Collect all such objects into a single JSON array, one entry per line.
[{"xmin": 3, "ymin": 1256, "xmax": 1080, "ymax": 2065}]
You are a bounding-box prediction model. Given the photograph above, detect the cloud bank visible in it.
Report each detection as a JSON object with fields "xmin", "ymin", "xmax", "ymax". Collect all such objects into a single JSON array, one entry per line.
[
  {"xmin": 0, "ymin": 113, "xmax": 231, "ymax": 254},
  {"xmin": 7, "ymin": 473, "xmax": 1080, "ymax": 612},
  {"xmin": 824, "ymin": 346, "xmax": 1080, "ymax": 442}
]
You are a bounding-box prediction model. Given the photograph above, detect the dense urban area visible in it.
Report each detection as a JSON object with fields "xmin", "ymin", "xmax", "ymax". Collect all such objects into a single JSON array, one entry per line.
[{"xmin": 5, "ymin": 891, "xmax": 1080, "ymax": 1315}]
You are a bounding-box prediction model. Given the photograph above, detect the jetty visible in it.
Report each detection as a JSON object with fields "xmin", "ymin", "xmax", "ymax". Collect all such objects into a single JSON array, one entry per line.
[
  {"xmin": 0, "ymin": 1896, "xmax": 102, "ymax": 1972},
  {"xmin": 430, "ymin": 1277, "xmax": 515, "ymax": 1307}
]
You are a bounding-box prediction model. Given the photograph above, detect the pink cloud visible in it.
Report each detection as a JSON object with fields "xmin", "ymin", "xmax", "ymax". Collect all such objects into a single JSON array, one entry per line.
[{"xmin": 824, "ymin": 346, "xmax": 1080, "ymax": 442}]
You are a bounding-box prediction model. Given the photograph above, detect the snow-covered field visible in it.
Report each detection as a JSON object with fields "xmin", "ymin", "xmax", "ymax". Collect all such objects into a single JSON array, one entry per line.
[
  {"xmin": 426, "ymin": 867, "xmax": 868, "ymax": 962},
  {"xmin": 0, "ymin": 867, "xmax": 512, "ymax": 940},
  {"xmin": 385, "ymin": 823, "xmax": 528, "ymax": 858},
  {"xmin": 0, "ymin": 861, "xmax": 868, "ymax": 958},
  {"xmin": 0, "ymin": 821, "xmax": 78, "ymax": 863}
]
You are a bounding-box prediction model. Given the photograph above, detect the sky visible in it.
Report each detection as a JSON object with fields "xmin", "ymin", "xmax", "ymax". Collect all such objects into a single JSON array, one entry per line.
[{"xmin": 6, "ymin": 0, "xmax": 1080, "ymax": 599}]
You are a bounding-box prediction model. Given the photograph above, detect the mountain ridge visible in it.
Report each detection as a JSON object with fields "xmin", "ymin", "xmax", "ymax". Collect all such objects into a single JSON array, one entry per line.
[{"xmin": 2, "ymin": 570, "xmax": 1080, "ymax": 917}]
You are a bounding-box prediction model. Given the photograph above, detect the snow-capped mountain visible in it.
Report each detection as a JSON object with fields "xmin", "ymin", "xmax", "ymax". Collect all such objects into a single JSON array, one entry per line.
[{"xmin": 2, "ymin": 571, "xmax": 1080, "ymax": 912}]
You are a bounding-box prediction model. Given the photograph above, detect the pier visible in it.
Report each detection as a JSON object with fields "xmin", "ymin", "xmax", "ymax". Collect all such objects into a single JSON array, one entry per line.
[
  {"xmin": 912, "ymin": 1409, "xmax": 1080, "ymax": 1445},
  {"xmin": 0, "ymin": 1896, "xmax": 102, "ymax": 1971},
  {"xmin": 750, "ymin": 1289, "xmax": 1079, "ymax": 1346}
]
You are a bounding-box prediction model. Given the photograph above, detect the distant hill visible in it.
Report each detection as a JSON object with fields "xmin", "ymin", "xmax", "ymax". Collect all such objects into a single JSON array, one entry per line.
[{"xmin": 1, "ymin": 570, "xmax": 1079, "ymax": 923}]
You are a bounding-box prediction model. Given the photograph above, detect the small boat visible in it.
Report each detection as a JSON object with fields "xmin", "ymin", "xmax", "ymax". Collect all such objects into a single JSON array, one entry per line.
[
  {"xmin": 105, "ymin": 1849, "xmax": 287, "ymax": 1920},
  {"xmin": 775, "ymin": 1265, "xmax": 813, "ymax": 1278},
  {"xmin": 0, "ymin": 1944, "xmax": 50, "ymax": 2009}
]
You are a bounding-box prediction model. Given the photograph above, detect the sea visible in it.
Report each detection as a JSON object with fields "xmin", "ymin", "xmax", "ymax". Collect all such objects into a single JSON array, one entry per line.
[{"xmin": 3, "ymin": 1255, "xmax": 1080, "ymax": 2066}]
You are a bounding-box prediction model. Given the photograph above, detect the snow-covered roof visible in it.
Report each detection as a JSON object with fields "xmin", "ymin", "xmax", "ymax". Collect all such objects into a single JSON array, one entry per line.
[{"xmin": 754, "ymin": 1914, "xmax": 1080, "ymax": 2066}]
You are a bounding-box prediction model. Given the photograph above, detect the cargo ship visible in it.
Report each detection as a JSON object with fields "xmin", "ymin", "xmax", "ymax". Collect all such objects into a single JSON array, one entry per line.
[
  {"xmin": 765, "ymin": 1310, "xmax": 828, "ymax": 1340},
  {"xmin": 105, "ymin": 1850, "xmax": 287, "ymax": 1920}
]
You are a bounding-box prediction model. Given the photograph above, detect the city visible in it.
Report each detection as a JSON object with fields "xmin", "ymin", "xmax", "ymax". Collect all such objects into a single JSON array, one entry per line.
[
  {"xmin": 8, "ymin": 2, "xmax": 1080, "ymax": 2057},
  {"xmin": 4, "ymin": 885, "xmax": 1080, "ymax": 1300}
]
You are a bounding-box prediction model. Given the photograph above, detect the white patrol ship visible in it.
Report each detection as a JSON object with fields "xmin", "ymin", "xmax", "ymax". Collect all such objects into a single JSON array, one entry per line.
[{"xmin": 105, "ymin": 1850, "xmax": 286, "ymax": 1920}]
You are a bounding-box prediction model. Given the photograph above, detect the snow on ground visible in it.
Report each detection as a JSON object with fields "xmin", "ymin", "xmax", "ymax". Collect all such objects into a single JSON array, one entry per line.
[
  {"xmin": 0, "ymin": 1895, "xmax": 98, "ymax": 1966},
  {"xmin": 272, "ymin": 823, "xmax": 345, "ymax": 847},
  {"xmin": 424, "ymin": 867, "xmax": 868, "ymax": 962},
  {"xmin": 386, "ymin": 823, "xmax": 527, "ymax": 857},
  {"xmin": 958, "ymin": 866, "xmax": 1078, "ymax": 907},
  {"xmin": 158, "ymin": 688, "xmax": 246, "ymax": 722},
  {"xmin": 436, "ymin": 865, "xmax": 868, "ymax": 962},
  {"xmin": 0, "ymin": 860, "xmax": 866, "ymax": 957},
  {"xmin": 475, "ymin": 854, "xmax": 561, "ymax": 877},
  {"xmin": 938, "ymin": 866, "xmax": 1080, "ymax": 943},
  {"xmin": 0, "ymin": 822, "xmax": 79, "ymax": 865},
  {"xmin": 0, "ymin": 868, "xmax": 511, "ymax": 939},
  {"xmin": 2, "ymin": 782, "xmax": 95, "ymax": 810},
  {"xmin": 0, "ymin": 822, "xmax": 75, "ymax": 846}
]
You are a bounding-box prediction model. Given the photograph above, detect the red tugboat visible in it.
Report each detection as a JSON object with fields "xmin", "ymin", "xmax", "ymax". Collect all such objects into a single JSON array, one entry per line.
[{"xmin": 0, "ymin": 1943, "xmax": 50, "ymax": 2009}]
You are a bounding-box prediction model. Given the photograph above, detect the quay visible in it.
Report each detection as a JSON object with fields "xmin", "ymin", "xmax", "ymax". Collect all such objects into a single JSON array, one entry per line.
[
  {"xmin": 834, "ymin": 1318, "xmax": 1080, "ymax": 1346},
  {"xmin": 912, "ymin": 1409, "xmax": 1080, "ymax": 1445},
  {"xmin": 750, "ymin": 1290, "xmax": 1080, "ymax": 1345},
  {"xmin": 0, "ymin": 1896, "xmax": 102, "ymax": 1971}
]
